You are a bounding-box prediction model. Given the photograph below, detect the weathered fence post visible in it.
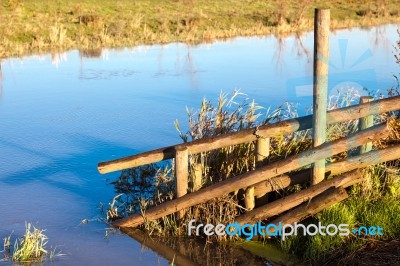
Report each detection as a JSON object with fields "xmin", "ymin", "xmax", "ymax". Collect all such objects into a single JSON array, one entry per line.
[
  {"xmin": 245, "ymin": 137, "xmax": 270, "ymax": 210},
  {"xmin": 358, "ymin": 96, "xmax": 374, "ymax": 154},
  {"xmin": 192, "ymin": 162, "xmax": 202, "ymax": 192},
  {"xmin": 175, "ymin": 146, "xmax": 188, "ymax": 219},
  {"xmin": 254, "ymin": 137, "xmax": 270, "ymax": 204},
  {"xmin": 312, "ymin": 8, "xmax": 330, "ymax": 185},
  {"xmin": 256, "ymin": 137, "xmax": 270, "ymax": 164}
]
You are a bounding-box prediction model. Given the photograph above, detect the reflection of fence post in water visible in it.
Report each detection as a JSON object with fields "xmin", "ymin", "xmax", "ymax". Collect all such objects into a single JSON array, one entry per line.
[
  {"xmin": 78, "ymin": 49, "xmax": 103, "ymax": 79},
  {"xmin": 312, "ymin": 8, "xmax": 330, "ymax": 185}
]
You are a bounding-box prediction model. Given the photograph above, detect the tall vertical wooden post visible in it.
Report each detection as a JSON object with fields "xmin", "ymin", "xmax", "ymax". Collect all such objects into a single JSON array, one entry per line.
[
  {"xmin": 312, "ymin": 8, "xmax": 330, "ymax": 185},
  {"xmin": 358, "ymin": 96, "xmax": 374, "ymax": 154},
  {"xmin": 175, "ymin": 146, "xmax": 188, "ymax": 219},
  {"xmin": 245, "ymin": 137, "xmax": 270, "ymax": 210}
]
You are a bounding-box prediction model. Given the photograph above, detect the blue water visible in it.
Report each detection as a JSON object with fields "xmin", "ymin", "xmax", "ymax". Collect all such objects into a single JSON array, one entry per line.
[{"xmin": 0, "ymin": 24, "xmax": 399, "ymax": 265}]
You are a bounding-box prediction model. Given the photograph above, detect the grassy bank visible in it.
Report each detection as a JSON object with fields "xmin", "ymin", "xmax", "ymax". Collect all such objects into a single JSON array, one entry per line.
[
  {"xmin": 1, "ymin": 0, "xmax": 400, "ymax": 58},
  {"xmin": 280, "ymin": 166, "xmax": 400, "ymax": 264}
]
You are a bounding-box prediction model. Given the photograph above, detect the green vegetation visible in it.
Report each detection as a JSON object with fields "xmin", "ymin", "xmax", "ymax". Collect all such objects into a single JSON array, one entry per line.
[
  {"xmin": 1, "ymin": 223, "xmax": 63, "ymax": 263},
  {"xmin": 1, "ymin": 0, "xmax": 400, "ymax": 58},
  {"xmin": 12, "ymin": 223, "xmax": 49, "ymax": 262},
  {"xmin": 280, "ymin": 166, "xmax": 400, "ymax": 264}
]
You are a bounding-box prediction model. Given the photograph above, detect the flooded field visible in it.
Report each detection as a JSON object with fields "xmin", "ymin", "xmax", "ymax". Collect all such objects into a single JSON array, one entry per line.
[{"xmin": 0, "ymin": 24, "xmax": 399, "ymax": 265}]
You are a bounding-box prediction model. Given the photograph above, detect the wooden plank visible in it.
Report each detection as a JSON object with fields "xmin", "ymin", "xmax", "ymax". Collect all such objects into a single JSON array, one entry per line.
[
  {"xmin": 254, "ymin": 169, "xmax": 310, "ymax": 198},
  {"xmin": 236, "ymin": 170, "xmax": 360, "ymax": 225},
  {"xmin": 98, "ymin": 115, "xmax": 311, "ymax": 174},
  {"xmin": 325, "ymin": 144, "xmax": 400, "ymax": 174},
  {"xmin": 326, "ymin": 95, "xmax": 399, "ymax": 123},
  {"xmin": 253, "ymin": 143, "xmax": 400, "ymax": 197},
  {"xmin": 358, "ymin": 96, "xmax": 374, "ymax": 154},
  {"xmin": 312, "ymin": 8, "xmax": 330, "ymax": 185},
  {"xmin": 245, "ymin": 137, "xmax": 270, "ymax": 210},
  {"xmin": 98, "ymin": 95, "xmax": 400, "ymax": 174},
  {"xmin": 112, "ymin": 122, "xmax": 390, "ymax": 228},
  {"xmin": 268, "ymin": 186, "xmax": 348, "ymax": 229},
  {"xmin": 175, "ymin": 146, "xmax": 188, "ymax": 219}
]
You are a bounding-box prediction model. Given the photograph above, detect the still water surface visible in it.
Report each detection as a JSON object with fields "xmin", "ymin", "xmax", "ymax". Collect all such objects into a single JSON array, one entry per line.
[{"xmin": 0, "ymin": 24, "xmax": 399, "ymax": 265}]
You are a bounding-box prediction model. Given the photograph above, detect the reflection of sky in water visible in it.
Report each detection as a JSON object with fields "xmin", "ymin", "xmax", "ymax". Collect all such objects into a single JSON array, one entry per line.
[{"xmin": 0, "ymin": 24, "xmax": 399, "ymax": 265}]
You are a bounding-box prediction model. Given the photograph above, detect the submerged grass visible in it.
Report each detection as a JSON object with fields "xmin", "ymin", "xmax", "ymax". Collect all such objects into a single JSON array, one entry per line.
[
  {"xmin": 1, "ymin": 0, "xmax": 400, "ymax": 58},
  {"xmin": 12, "ymin": 223, "xmax": 48, "ymax": 262},
  {"xmin": 1, "ymin": 223, "xmax": 64, "ymax": 263}
]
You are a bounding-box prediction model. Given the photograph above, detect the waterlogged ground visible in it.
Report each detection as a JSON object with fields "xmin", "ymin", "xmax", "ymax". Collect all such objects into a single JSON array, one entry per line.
[{"xmin": 0, "ymin": 24, "xmax": 399, "ymax": 265}]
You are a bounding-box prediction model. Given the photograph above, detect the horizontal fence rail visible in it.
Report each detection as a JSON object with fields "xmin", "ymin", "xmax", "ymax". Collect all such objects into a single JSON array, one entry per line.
[
  {"xmin": 112, "ymin": 121, "xmax": 391, "ymax": 228},
  {"xmin": 98, "ymin": 95, "xmax": 400, "ymax": 174},
  {"xmin": 253, "ymin": 143, "xmax": 400, "ymax": 197},
  {"xmin": 237, "ymin": 169, "xmax": 361, "ymax": 225}
]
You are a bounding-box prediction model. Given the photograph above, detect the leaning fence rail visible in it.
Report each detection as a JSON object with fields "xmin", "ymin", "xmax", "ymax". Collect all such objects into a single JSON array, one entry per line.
[{"xmin": 98, "ymin": 95, "xmax": 400, "ymax": 174}]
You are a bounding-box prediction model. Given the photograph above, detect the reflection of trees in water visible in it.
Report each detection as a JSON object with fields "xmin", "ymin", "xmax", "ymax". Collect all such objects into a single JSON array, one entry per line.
[
  {"xmin": 51, "ymin": 52, "xmax": 68, "ymax": 68},
  {"xmin": 293, "ymin": 33, "xmax": 311, "ymax": 63},
  {"xmin": 174, "ymin": 44, "xmax": 198, "ymax": 89},
  {"xmin": 273, "ymin": 33, "xmax": 311, "ymax": 73},
  {"xmin": 372, "ymin": 25, "xmax": 391, "ymax": 53},
  {"xmin": 157, "ymin": 45, "xmax": 165, "ymax": 75},
  {"xmin": 185, "ymin": 45, "xmax": 198, "ymax": 89},
  {"xmin": 150, "ymin": 44, "xmax": 199, "ymax": 89},
  {"xmin": 273, "ymin": 36, "xmax": 286, "ymax": 74}
]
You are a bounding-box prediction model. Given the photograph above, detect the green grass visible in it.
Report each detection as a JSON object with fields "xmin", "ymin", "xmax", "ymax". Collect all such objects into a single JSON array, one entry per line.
[
  {"xmin": 12, "ymin": 223, "xmax": 49, "ymax": 262},
  {"xmin": 1, "ymin": 222, "xmax": 64, "ymax": 263},
  {"xmin": 279, "ymin": 165, "xmax": 400, "ymax": 264},
  {"xmin": 1, "ymin": 0, "xmax": 400, "ymax": 58}
]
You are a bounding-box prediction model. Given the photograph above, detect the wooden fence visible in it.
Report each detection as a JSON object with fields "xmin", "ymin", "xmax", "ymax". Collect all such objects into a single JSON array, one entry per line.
[{"xmin": 97, "ymin": 9, "xmax": 400, "ymax": 230}]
